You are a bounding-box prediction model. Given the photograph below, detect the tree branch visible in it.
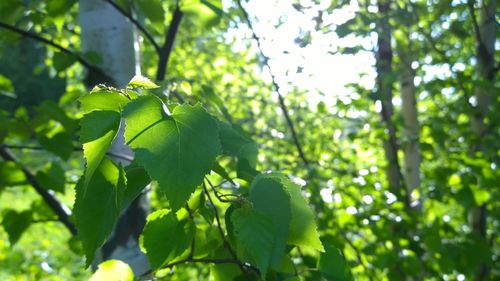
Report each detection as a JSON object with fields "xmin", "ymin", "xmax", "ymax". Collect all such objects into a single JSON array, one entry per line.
[
  {"xmin": 0, "ymin": 145, "xmax": 77, "ymax": 236},
  {"xmin": 1, "ymin": 144, "xmax": 134, "ymax": 163},
  {"xmin": 467, "ymin": 0, "xmax": 483, "ymax": 44},
  {"xmin": 236, "ymin": 1, "xmax": 310, "ymax": 167},
  {"xmin": 156, "ymin": 4, "xmax": 184, "ymax": 81},
  {"xmin": 0, "ymin": 21, "xmax": 92, "ymax": 69},
  {"xmin": 103, "ymin": 0, "xmax": 161, "ymax": 54}
]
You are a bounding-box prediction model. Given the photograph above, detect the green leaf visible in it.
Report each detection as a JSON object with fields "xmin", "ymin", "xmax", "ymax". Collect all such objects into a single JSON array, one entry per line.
[
  {"xmin": 212, "ymin": 161, "xmax": 235, "ymax": 185},
  {"xmin": 46, "ymin": 0, "xmax": 76, "ymax": 17},
  {"xmin": 52, "ymin": 52, "xmax": 77, "ymax": 72},
  {"xmin": 38, "ymin": 131, "xmax": 74, "ymax": 160},
  {"xmin": 257, "ymin": 173, "xmax": 323, "ymax": 251},
  {"xmin": 37, "ymin": 100, "xmax": 77, "ymax": 132},
  {"xmin": 83, "ymin": 51, "xmax": 104, "ymax": 65},
  {"xmin": 123, "ymin": 165, "xmax": 150, "ymax": 209},
  {"xmin": 127, "ymin": 75, "xmax": 159, "ymax": 89},
  {"xmin": 0, "ymin": 74, "xmax": 15, "ymax": 98},
  {"xmin": 209, "ymin": 247, "xmax": 241, "ymax": 281},
  {"xmin": 181, "ymin": 0, "xmax": 223, "ymax": 28},
  {"xmin": 80, "ymin": 110, "xmax": 121, "ymax": 188},
  {"xmin": 136, "ymin": 0, "xmax": 164, "ymax": 24},
  {"xmin": 123, "ymin": 95, "xmax": 221, "ymax": 210},
  {"xmin": 35, "ymin": 162, "xmax": 66, "ymax": 193},
  {"xmin": 249, "ymin": 174, "xmax": 291, "ymax": 268},
  {"xmin": 79, "ymin": 87, "xmax": 131, "ymax": 114},
  {"xmin": 237, "ymin": 158, "xmax": 259, "ymax": 182},
  {"xmin": 90, "ymin": 260, "xmax": 134, "ymax": 281},
  {"xmin": 231, "ymin": 207, "xmax": 275, "ymax": 274},
  {"xmin": 73, "ymin": 158, "xmax": 126, "ymax": 265},
  {"xmin": 1, "ymin": 209, "xmax": 32, "ymax": 245},
  {"xmin": 318, "ymin": 244, "xmax": 353, "ymax": 281},
  {"xmin": 218, "ymin": 121, "xmax": 258, "ymax": 166},
  {"xmin": 281, "ymin": 177, "xmax": 324, "ymax": 251},
  {"xmin": 0, "ymin": 161, "xmax": 26, "ymax": 189},
  {"xmin": 140, "ymin": 209, "xmax": 195, "ymax": 270}
]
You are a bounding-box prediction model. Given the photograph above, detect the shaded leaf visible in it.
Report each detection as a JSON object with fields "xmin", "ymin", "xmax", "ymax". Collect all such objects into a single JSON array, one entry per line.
[
  {"xmin": 231, "ymin": 207, "xmax": 275, "ymax": 274},
  {"xmin": 249, "ymin": 174, "xmax": 292, "ymax": 268},
  {"xmin": 140, "ymin": 209, "xmax": 195, "ymax": 270},
  {"xmin": 318, "ymin": 244, "xmax": 353, "ymax": 281},
  {"xmin": 38, "ymin": 131, "xmax": 73, "ymax": 160},
  {"xmin": 73, "ymin": 158, "xmax": 126, "ymax": 265},
  {"xmin": 136, "ymin": 0, "xmax": 164, "ymax": 24},
  {"xmin": 123, "ymin": 165, "xmax": 150, "ymax": 209},
  {"xmin": 35, "ymin": 162, "xmax": 66, "ymax": 193},
  {"xmin": 1, "ymin": 209, "xmax": 32, "ymax": 245}
]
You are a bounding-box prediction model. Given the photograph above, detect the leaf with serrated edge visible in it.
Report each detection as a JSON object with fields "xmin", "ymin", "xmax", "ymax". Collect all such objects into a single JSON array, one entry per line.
[
  {"xmin": 74, "ymin": 158, "xmax": 125, "ymax": 265},
  {"xmin": 263, "ymin": 173, "xmax": 323, "ymax": 251},
  {"xmin": 140, "ymin": 209, "xmax": 195, "ymax": 270},
  {"xmin": 282, "ymin": 176, "xmax": 324, "ymax": 251},
  {"xmin": 231, "ymin": 208, "xmax": 275, "ymax": 274},
  {"xmin": 80, "ymin": 110, "xmax": 121, "ymax": 188},
  {"xmin": 123, "ymin": 95, "xmax": 221, "ymax": 210},
  {"xmin": 79, "ymin": 88, "xmax": 130, "ymax": 113},
  {"xmin": 127, "ymin": 75, "xmax": 159, "ymax": 89},
  {"xmin": 250, "ymin": 174, "xmax": 291, "ymax": 268}
]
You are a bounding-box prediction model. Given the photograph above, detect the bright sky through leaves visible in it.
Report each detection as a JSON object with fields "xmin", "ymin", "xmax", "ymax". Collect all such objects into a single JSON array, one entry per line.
[{"xmin": 225, "ymin": 0, "xmax": 376, "ymax": 108}]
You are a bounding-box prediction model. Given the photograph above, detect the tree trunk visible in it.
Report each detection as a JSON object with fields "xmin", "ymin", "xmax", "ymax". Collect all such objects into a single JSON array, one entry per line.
[
  {"xmin": 79, "ymin": 0, "xmax": 149, "ymax": 275},
  {"xmin": 469, "ymin": 1, "xmax": 496, "ymax": 280},
  {"xmin": 375, "ymin": 0, "xmax": 406, "ymax": 205},
  {"xmin": 400, "ymin": 50, "xmax": 420, "ymax": 208}
]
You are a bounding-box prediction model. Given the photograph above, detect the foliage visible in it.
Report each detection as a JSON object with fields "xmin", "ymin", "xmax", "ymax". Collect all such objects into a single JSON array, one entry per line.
[{"xmin": 0, "ymin": 0, "xmax": 498, "ymax": 280}]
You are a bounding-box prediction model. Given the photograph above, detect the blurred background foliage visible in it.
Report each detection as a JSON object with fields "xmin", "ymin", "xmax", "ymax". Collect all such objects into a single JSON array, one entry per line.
[{"xmin": 0, "ymin": 0, "xmax": 498, "ymax": 280}]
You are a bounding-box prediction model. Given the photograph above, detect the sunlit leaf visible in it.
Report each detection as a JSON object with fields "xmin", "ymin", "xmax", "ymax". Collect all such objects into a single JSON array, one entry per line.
[
  {"xmin": 90, "ymin": 260, "xmax": 134, "ymax": 281},
  {"xmin": 123, "ymin": 95, "xmax": 221, "ymax": 210}
]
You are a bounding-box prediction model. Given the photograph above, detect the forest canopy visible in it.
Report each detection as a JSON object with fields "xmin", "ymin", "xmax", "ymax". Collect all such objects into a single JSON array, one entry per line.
[{"xmin": 0, "ymin": 0, "xmax": 498, "ymax": 280}]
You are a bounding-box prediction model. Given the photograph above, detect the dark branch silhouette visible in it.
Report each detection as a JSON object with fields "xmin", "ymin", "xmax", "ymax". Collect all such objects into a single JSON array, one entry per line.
[
  {"xmin": 0, "ymin": 21, "xmax": 91, "ymax": 69},
  {"xmin": 0, "ymin": 145, "xmax": 77, "ymax": 236},
  {"xmin": 156, "ymin": 4, "xmax": 184, "ymax": 81},
  {"xmin": 2, "ymin": 144, "xmax": 134, "ymax": 163}
]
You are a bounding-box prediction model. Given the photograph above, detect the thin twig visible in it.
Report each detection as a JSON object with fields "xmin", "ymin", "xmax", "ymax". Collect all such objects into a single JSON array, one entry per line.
[
  {"xmin": 236, "ymin": 0, "xmax": 309, "ymax": 167},
  {"xmin": 205, "ymin": 178, "xmax": 239, "ymax": 203},
  {"xmin": 202, "ymin": 182, "xmax": 258, "ymax": 275},
  {"xmin": 104, "ymin": 0, "xmax": 161, "ymax": 54},
  {"xmin": 0, "ymin": 146, "xmax": 77, "ymax": 235}
]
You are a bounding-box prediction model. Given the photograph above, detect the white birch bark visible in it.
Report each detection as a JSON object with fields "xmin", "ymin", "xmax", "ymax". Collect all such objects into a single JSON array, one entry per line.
[{"xmin": 400, "ymin": 55, "xmax": 420, "ymax": 207}]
